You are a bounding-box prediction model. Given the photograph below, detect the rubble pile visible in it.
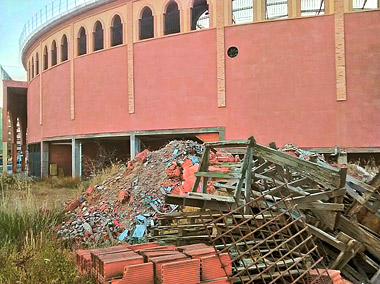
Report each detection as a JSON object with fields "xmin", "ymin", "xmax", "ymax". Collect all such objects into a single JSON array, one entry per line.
[{"xmin": 59, "ymin": 140, "xmax": 208, "ymax": 246}]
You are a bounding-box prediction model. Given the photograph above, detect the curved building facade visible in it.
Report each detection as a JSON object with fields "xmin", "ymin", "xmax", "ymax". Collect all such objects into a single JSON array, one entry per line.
[{"xmin": 6, "ymin": 0, "xmax": 380, "ymax": 177}]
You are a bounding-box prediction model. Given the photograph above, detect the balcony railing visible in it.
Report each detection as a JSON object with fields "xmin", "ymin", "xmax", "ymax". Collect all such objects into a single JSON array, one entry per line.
[
  {"xmin": 353, "ymin": 0, "xmax": 379, "ymax": 9},
  {"xmin": 19, "ymin": 0, "xmax": 114, "ymax": 55}
]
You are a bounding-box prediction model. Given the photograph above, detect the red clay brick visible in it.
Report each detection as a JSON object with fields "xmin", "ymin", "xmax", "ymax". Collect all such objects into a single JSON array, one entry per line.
[
  {"xmin": 150, "ymin": 254, "xmax": 189, "ymax": 283},
  {"xmin": 176, "ymin": 243, "xmax": 208, "ymax": 252},
  {"xmin": 200, "ymin": 277, "xmax": 231, "ymax": 283},
  {"xmin": 90, "ymin": 245, "xmax": 131, "ymax": 272},
  {"xmin": 127, "ymin": 241, "xmax": 159, "ymax": 251},
  {"xmin": 201, "ymin": 253, "xmax": 232, "ymax": 281},
  {"xmin": 184, "ymin": 247, "xmax": 217, "ymax": 259},
  {"xmin": 142, "ymin": 250, "xmax": 183, "ymax": 262},
  {"xmin": 115, "ymin": 262, "xmax": 154, "ymax": 284},
  {"xmin": 161, "ymin": 259, "xmax": 200, "ymax": 284},
  {"xmin": 99, "ymin": 252, "xmax": 143, "ymax": 280}
]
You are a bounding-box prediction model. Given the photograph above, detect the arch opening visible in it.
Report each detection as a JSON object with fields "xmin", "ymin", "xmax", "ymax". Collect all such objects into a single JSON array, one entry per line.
[
  {"xmin": 191, "ymin": 0, "xmax": 209, "ymax": 30},
  {"xmin": 61, "ymin": 34, "xmax": 68, "ymax": 61},
  {"xmin": 93, "ymin": 21, "xmax": 104, "ymax": 51},
  {"xmin": 51, "ymin": 40, "xmax": 57, "ymax": 66},
  {"xmin": 111, "ymin": 15, "xmax": 123, "ymax": 46},
  {"xmin": 43, "ymin": 46, "xmax": 48, "ymax": 70},
  {"xmin": 31, "ymin": 57, "xmax": 34, "ymax": 78},
  {"xmin": 164, "ymin": 1, "xmax": 180, "ymax": 35},
  {"xmin": 78, "ymin": 27, "xmax": 87, "ymax": 56},
  {"xmin": 140, "ymin": 7, "xmax": 154, "ymax": 40},
  {"xmin": 36, "ymin": 53, "xmax": 39, "ymax": 75}
]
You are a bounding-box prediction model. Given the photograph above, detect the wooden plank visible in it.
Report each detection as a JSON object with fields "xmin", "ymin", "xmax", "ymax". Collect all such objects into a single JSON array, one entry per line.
[
  {"xmin": 307, "ymin": 224, "xmax": 347, "ymax": 251},
  {"xmin": 287, "ymin": 188, "xmax": 346, "ymax": 203},
  {"xmin": 191, "ymin": 147, "xmax": 210, "ymax": 193},
  {"xmin": 205, "ymin": 139, "xmax": 252, "ymax": 148},
  {"xmin": 195, "ymin": 171, "xmax": 242, "ymax": 179},
  {"xmin": 297, "ymin": 202, "xmax": 344, "ymax": 211},
  {"xmin": 338, "ymin": 216, "xmax": 380, "ymax": 261},
  {"xmin": 253, "ymin": 144, "xmax": 346, "ymax": 189}
]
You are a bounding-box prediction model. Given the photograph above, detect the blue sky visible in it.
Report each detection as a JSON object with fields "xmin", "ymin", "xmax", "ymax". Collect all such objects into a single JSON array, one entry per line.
[{"xmin": 0, "ymin": 0, "xmax": 49, "ymax": 80}]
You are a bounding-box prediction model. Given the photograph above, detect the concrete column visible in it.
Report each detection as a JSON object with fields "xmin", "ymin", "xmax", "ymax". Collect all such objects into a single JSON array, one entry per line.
[
  {"xmin": 41, "ymin": 141, "xmax": 49, "ymax": 178},
  {"xmin": 288, "ymin": 0, "xmax": 301, "ymax": 18},
  {"xmin": 72, "ymin": 139, "xmax": 82, "ymax": 178},
  {"xmin": 2, "ymin": 142, "xmax": 7, "ymax": 175},
  {"xmin": 10, "ymin": 115, "xmax": 17, "ymax": 174},
  {"xmin": 254, "ymin": 0, "xmax": 267, "ymax": 22},
  {"xmin": 130, "ymin": 135, "xmax": 142, "ymax": 159}
]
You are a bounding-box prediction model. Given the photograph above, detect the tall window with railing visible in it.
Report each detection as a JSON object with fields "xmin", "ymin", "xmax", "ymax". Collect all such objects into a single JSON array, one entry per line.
[
  {"xmin": 232, "ymin": 0, "xmax": 254, "ymax": 24},
  {"xmin": 31, "ymin": 57, "xmax": 34, "ymax": 78},
  {"xmin": 140, "ymin": 7, "xmax": 154, "ymax": 40},
  {"xmin": 43, "ymin": 46, "xmax": 48, "ymax": 70},
  {"xmin": 36, "ymin": 53, "xmax": 39, "ymax": 75},
  {"xmin": 51, "ymin": 40, "xmax": 57, "ymax": 66},
  {"xmin": 111, "ymin": 15, "xmax": 123, "ymax": 47},
  {"xmin": 266, "ymin": 0, "xmax": 288, "ymax": 19},
  {"xmin": 61, "ymin": 34, "xmax": 68, "ymax": 62},
  {"xmin": 164, "ymin": 1, "xmax": 180, "ymax": 35},
  {"xmin": 353, "ymin": 0, "xmax": 379, "ymax": 9},
  {"xmin": 93, "ymin": 21, "xmax": 104, "ymax": 51},
  {"xmin": 191, "ymin": 0, "xmax": 209, "ymax": 30},
  {"xmin": 301, "ymin": 0, "xmax": 324, "ymax": 15},
  {"xmin": 78, "ymin": 27, "xmax": 87, "ymax": 56}
]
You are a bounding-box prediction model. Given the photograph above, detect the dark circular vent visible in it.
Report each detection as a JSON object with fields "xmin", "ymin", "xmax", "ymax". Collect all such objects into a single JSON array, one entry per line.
[{"xmin": 227, "ymin": 46, "xmax": 239, "ymax": 58}]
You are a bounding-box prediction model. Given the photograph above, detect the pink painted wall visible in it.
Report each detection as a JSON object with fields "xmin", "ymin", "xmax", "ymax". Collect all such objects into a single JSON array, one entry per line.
[
  {"xmin": 74, "ymin": 45, "xmax": 128, "ymax": 135},
  {"xmin": 26, "ymin": 11, "xmax": 380, "ymax": 149},
  {"xmin": 224, "ymin": 15, "xmax": 337, "ymax": 147},
  {"xmin": 42, "ymin": 62, "xmax": 72, "ymax": 138},
  {"xmin": 340, "ymin": 11, "xmax": 380, "ymax": 148},
  {"xmin": 27, "ymin": 78, "xmax": 41, "ymax": 143}
]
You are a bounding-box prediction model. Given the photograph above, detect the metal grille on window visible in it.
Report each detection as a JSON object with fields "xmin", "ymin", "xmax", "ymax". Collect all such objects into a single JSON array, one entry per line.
[
  {"xmin": 191, "ymin": 0, "xmax": 209, "ymax": 30},
  {"xmin": 78, "ymin": 27, "xmax": 87, "ymax": 56},
  {"xmin": 266, "ymin": 0, "xmax": 288, "ymax": 20},
  {"xmin": 164, "ymin": 1, "xmax": 180, "ymax": 35},
  {"xmin": 140, "ymin": 7, "xmax": 154, "ymax": 40},
  {"xmin": 93, "ymin": 21, "xmax": 104, "ymax": 51},
  {"xmin": 111, "ymin": 15, "xmax": 123, "ymax": 47},
  {"xmin": 232, "ymin": 0, "xmax": 254, "ymax": 24}
]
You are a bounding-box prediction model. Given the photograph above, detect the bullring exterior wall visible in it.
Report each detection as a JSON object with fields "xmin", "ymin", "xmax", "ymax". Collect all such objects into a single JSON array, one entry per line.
[{"xmin": 24, "ymin": 0, "xmax": 380, "ymax": 150}]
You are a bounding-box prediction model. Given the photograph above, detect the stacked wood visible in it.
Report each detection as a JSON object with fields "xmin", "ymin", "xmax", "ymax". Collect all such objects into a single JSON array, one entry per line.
[{"xmin": 162, "ymin": 137, "xmax": 380, "ymax": 284}]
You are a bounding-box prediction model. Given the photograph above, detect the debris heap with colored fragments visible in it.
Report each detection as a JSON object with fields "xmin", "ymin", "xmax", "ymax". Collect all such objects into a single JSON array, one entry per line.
[{"xmin": 59, "ymin": 140, "xmax": 212, "ymax": 246}]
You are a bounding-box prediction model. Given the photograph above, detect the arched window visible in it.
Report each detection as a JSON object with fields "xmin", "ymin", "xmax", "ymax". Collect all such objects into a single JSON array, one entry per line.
[
  {"xmin": 164, "ymin": 1, "xmax": 180, "ymax": 35},
  {"xmin": 139, "ymin": 7, "xmax": 154, "ymax": 40},
  {"xmin": 191, "ymin": 0, "xmax": 209, "ymax": 30},
  {"xmin": 78, "ymin": 27, "xmax": 87, "ymax": 56},
  {"xmin": 61, "ymin": 34, "xmax": 68, "ymax": 62},
  {"xmin": 51, "ymin": 40, "xmax": 57, "ymax": 66},
  {"xmin": 111, "ymin": 15, "xmax": 123, "ymax": 46},
  {"xmin": 36, "ymin": 53, "xmax": 39, "ymax": 75},
  {"xmin": 28, "ymin": 61, "xmax": 31, "ymax": 81},
  {"xmin": 31, "ymin": 57, "xmax": 34, "ymax": 78},
  {"xmin": 43, "ymin": 46, "xmax": 48, "ymax": 70},
  {"xmin": 93, "ymin": 21, "xmax": 104, "ymax": 51}
]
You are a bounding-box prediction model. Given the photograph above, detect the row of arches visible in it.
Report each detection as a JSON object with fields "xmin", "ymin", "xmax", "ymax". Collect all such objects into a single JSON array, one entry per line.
[
  {"xmin": 28, "ymin": 34, "xmax": 68, "ymax": 80},
  {"xmin": 139, "ymin": 0, "xmax": 209, "ymax": 40},
  {"xmin": 77, "ymin": 14, "xmax": 123, "ymax": 56},
  {"xmin": 28, "ymin": 1, "xmax": 209, "ymax": 80}
]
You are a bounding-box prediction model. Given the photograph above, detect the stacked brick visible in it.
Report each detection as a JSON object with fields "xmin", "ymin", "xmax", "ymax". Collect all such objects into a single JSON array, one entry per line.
[{"xmin": 75, "ymin": 242, "xmax": 232, "ymax": 284}]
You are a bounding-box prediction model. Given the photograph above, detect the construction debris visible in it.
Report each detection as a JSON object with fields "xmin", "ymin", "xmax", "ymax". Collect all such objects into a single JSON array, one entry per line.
[
  {"xmin": 163, "ymin": 137, "xmax": 380, "ymax": 284},
  {"xmin": 59, "ymin": 140, "xmax": 206, "ymax": 245}
]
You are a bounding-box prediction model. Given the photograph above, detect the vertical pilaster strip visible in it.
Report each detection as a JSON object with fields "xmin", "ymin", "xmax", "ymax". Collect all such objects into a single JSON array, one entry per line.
[
  {"xmin": 344, "ymin": 0, "xmax": 353, "ymax": 12},
  {"xmin": 127, "ymin": 2, "xmax": 135, "ymax": 114},
  {"xmin": 41, "ymin": 141, "xmax": 49, "ymax": 178},
  {"xmin": 325, "ymin": 0, "xmax": 335, "ymax": 14},
  {"xmin": 223, "ymin": 0, "xmax": 232, "ymax": 26},
  {"xmin": 40, "ymin": 43, "xmax": 43, "ymax": 125},
  {"xmin": 254, "ymin": 0, "xmax": 266, "ymax": 22},
  {"xmin": 335, "ymin": 0, "xmax": 347, "ymax": 101},
  {"xmin": 216, "ymin": 0, "xmax": 226, "ymax": 107},
  {"xmin": 70, "ymin": 23, "xmax": 75, "ymax": 120},
  {"xmin": 288, "ymin": 0, "xmax": 301, "ymax": 18}
]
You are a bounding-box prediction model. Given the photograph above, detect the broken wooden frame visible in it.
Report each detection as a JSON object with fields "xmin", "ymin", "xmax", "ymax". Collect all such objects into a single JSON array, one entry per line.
[{"xmin": 197, "ymin": 187, "xmax": 330, "ymax": 284}]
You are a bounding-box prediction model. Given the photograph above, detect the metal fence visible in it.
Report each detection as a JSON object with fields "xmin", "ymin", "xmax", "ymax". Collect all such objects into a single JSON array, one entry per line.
[
  {"xmin": 19, "ymin": 0, "xmax": 113, "ymax": 54},
  {"xmin": 353, "ymin": 0, "xmax": 378, "ymax": 9},
  {"xmin": 232, "ymin": 0, "xmax": 254, "ymax": 24},
  {"xmin": 301, "ymin": 0, "xmax": 325, "ymax": 15},
  {"xmin": 266, "ymin": 0, "xmax": 288, "ymax": 19}
]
